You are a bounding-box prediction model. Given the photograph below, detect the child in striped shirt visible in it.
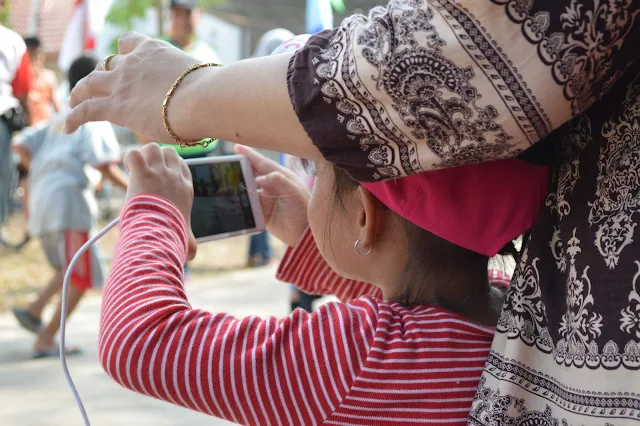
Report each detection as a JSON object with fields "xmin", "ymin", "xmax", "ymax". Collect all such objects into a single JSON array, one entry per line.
[{"xmin": 98, "ymin": 143, "xmax": 547, "ymax": 425}]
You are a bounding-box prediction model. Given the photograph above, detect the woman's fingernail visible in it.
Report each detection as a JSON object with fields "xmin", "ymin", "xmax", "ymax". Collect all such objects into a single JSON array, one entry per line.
[{"xmin": 255, "ymin": 176, "xmax": 266, "ymax": 185}]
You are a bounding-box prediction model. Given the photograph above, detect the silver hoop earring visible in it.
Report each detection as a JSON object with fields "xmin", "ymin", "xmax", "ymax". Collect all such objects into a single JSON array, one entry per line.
[{"xmin": 354, "ymin": 239, "xmax": 372, "ymax": 256}]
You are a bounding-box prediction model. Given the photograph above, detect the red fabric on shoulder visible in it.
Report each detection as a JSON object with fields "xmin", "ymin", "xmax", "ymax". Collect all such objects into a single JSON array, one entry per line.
[
  {"xmin": 11, "ymin": 52, "xmax": 33, "ymax": 97},
  {"xmin": 362, "ymin": 158, "xmax": 548, "ymax": 257}
]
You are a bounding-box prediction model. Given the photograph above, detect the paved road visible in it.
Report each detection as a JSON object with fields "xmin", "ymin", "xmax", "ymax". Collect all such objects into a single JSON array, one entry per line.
[{"xmin": 0, "ymin": 266, "xmax": 296, "ymax": 426}]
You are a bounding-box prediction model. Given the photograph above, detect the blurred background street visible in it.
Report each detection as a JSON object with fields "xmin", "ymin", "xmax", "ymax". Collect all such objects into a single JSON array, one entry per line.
[
  {"xmin": 0, "ymin": 264, "xmax": 324, "ymax": 425},
  {"xmin": 0, "ymin": 0, "xmax": 369, "ymax": 424}
]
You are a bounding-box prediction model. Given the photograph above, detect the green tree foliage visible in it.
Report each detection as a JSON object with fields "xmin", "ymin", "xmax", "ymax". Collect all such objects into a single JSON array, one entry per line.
[
  {"xmin": 106, "ymin": 0, "xmax": 154, "ymax": 32},
  {"xmin": 331, "ymin": 0, "xmax": 345, "ymax": 14},
  {"xmin": 0, "ymin": 0, "xmax": 11, "ymax": 27}
]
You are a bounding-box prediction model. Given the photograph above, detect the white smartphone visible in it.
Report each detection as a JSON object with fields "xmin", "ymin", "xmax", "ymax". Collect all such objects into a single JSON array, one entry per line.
[{"xmin": 185, "ymin": 155, "xmax": 265, "ymax": 243}]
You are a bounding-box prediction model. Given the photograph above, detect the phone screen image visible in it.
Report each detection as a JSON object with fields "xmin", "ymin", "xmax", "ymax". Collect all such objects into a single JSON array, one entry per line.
[{"xmin": 189, "ymin": 160, "xmax": 256, "ymax": 239}]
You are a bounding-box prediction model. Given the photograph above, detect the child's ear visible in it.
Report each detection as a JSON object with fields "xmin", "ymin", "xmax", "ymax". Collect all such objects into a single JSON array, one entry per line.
[{"xmin": 356, "ymin": 187, "xmax": 386, "ymax": 247}]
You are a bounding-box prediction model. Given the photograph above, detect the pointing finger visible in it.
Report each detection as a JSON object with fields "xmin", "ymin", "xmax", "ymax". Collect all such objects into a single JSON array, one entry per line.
[
  {"xmin": 68, "ymin": 70, "xmax": 113, "ymax": 109},
  {"xmin": 64, "ymin": 98, "xmax": 113, "ymax": 134}
]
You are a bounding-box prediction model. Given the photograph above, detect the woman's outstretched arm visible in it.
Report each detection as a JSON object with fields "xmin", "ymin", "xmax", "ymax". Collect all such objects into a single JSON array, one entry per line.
[
  {"xmin": 66, "ymin": 1, "xmax": 639, "ymax": 181},
  {"xmin": 65, "ymin": 37, "xmax": 319, "ymax": 161}
]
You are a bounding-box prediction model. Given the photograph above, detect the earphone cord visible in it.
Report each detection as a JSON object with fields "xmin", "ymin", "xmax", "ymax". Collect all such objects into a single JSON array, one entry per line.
[
  {"xmin": 60, "ymin": 216, "xmax": 120, "ymax": 426},
  {"xmin": 59, "ymin": 158, "xmax": 206, "ymax": 425}
]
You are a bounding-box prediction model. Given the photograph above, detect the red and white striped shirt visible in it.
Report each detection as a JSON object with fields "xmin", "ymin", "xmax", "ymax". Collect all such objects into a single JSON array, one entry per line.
[{"xmin": 99, "ymin": 195, "xmax": 510, "ymax": 425}]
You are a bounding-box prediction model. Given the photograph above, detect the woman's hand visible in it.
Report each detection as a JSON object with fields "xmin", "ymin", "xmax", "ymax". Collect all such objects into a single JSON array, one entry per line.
[
  {"xmin": 235, "ymin": 145, "xmax": 310, "ymax": 247},
  {"xmin": 124, "ymin": 143, "xmax": 197, "ymax": 260},
  {"xmin": 65, "ymin": 32, "xmax": 202, "ymax": 143},
  {"xmin": 64, "ymin": 32, "xmax": 321, "ymax": 162}
]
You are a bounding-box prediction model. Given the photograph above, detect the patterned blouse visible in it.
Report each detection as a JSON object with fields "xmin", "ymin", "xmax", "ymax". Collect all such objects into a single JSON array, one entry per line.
[{"xmin": 287, "ymin": 1, "xmax": 640, "ymax": 424}]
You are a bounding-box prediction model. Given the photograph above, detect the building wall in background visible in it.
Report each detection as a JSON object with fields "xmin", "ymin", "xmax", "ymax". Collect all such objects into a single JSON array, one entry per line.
[
  {"xmin": 10, "ymin": 1, "xmax": 243, "ymax": 65},
  {"xmin": 198, "ymin": 14, "xmax": 243, "ymax": 64},
  {"xmin": 10, "ymin": 0, "xmax": 74, "ymax": 56}
]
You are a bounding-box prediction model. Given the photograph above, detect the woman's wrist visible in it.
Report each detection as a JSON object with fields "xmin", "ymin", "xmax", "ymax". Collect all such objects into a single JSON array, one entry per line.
[
  {"xmin": 165, "ymin": 65, "xmax": 219, "ymax": 143},
  {"xmin": 163, "ymin": 54, "xmax": 321, "ymax": 160}
]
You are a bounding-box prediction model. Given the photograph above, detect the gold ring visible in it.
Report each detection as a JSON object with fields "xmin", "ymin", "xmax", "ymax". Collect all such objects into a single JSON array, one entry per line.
[{"xmin": 102, "ymin": 54, "xmax": 117, "ymax": 71}]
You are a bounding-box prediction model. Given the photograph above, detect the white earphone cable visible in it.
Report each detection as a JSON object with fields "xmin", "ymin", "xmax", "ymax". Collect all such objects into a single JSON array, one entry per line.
[
  {"xmin": 59, "ymin": 157, "xmax": 208, "ymax": 425},
  {"xmin": 59, "ymin": 216, "xmax": 120, "ymax": 426}
]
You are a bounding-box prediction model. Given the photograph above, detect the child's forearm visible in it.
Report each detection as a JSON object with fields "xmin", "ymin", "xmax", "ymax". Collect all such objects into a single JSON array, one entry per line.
[
  {"xmin": 11, "ymin": 145, "xmax": 31, "ymax": 170},
  {"xmin": 100, "ymin": 195, "xmax": 372, "ymax": 424}
]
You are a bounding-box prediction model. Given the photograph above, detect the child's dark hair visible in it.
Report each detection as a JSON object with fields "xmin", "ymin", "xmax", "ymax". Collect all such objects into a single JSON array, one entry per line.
[
  {"xmin": 68, "ymin": 56, "xmax": 98, "ymax": 91},
  {"xmin": 328, "ymin": 164, "xmax": 520, "ymax": 307}
]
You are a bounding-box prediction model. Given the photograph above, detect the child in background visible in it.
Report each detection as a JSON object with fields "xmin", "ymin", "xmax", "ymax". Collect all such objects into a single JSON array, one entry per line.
[
  {"xmin": 11, "ymin": 56, "xmax": 128, "ymax": 358},
  {"xmin": 24, "ymin": 36, "xmax": 62, "ymax": 126}
]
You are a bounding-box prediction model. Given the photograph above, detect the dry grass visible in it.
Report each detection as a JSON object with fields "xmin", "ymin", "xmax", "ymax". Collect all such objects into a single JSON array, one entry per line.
[{"xmin": 0, "ymin": 211, "xmax": 284, "ymax": 312}]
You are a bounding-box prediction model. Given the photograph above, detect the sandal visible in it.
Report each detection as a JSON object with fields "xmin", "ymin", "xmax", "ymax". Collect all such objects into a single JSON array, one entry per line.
[{"xmin": 12, "ymin": 308, "xmax": 42, "ymax": 334}]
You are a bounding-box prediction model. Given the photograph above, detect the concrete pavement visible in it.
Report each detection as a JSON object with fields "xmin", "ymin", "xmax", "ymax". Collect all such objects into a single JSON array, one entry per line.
[{"xmin": 0, "ymin": 266, "xmax": 300, "ymax": 426}]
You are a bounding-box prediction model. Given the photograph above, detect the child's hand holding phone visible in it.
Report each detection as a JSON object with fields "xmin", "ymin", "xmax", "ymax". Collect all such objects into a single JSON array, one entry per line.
[
  {"xmin": 234, "ymin": 145, "xmax": 310, "ymax": 247},
  {"xmin": 124, "ymin": 143, "xmax": 198, "ymax": 260}
]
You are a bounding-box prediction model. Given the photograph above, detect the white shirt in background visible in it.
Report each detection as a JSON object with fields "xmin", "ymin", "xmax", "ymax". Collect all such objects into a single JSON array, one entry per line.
[
  {"xmin": 14, "ymin": 116, "xmax": 121, "ymax": 236},
  {"xmin": 0, "ymin": 25, "xmax": 26, "ymax": 116}
]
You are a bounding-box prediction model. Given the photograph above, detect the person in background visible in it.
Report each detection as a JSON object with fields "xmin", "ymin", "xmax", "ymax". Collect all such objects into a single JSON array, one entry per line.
[
  {"xmin": 164, "ymin": 0, "xmax": 219, "ymax": 64},
  {"xmin": 246, "ymin": 29, "xmax": 296, "ymax": 269},
  {"xmin": 0, "ymin": 14, "xmax": 32, "ymax": 244},
  {"xmin": 24, "ymin": 36, "xmax": 61, "ymax": 126},
  {"xmin": 13, "ymin": 37, "xmax": 63, "ymax": 243},
  {"xmin": 139, "ymin": 0, "xmax": 221, "ymax": 159},
  {"xmin": 253, "ymin": 28, "xmax": 295, "ymax": 57},
  {"xmin": 139, "ymin": 0, "xmax": 222, "ymax": 278},
  {"xmin": 10, "ymin": 56, "xmax": 128, "ymax": 358},
  {"xmin": 280, "ymin": 152, "xmax": 323, "ymax": 312},
  {"xmin": 247, "ymin": 230, "xmax": 273, "ymax": 267}
]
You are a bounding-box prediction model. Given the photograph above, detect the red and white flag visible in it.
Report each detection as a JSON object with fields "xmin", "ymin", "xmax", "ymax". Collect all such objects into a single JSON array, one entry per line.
[{"xmin": 58, "ymin": 0, "xmax": 114, "ymax": 72}]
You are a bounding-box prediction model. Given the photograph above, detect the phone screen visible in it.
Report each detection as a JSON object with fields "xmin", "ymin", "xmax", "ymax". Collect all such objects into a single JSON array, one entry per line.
[{"xmin": 189, "ymin": 160, "xmax": 256, "ymax": 239}]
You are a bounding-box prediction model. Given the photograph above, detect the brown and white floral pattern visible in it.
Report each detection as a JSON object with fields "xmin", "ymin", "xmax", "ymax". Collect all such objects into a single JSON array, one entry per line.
[
  {"xmin": 497, "ymin": 247, "xmax": 552, "ymax": 352},
  {"xmin": 290, "ymin": 0, "xmax": 639, "ymax": 181},
  {"xmin": 555, "ymin": 229, "xmax": 604, "ymax": 367},
  {"xmin": 588, "ymin": 75, "xmax": 640, "ymax": 270},
  {"xmin": 311, "ymin": 1, "xmax": 521, "ymax": 179},
  {"xmin": 471, "ymin": 376, "xmax": 566, "ymax": 426},
  {"xmin": 289, "ymin": 0, "xmax": 640, "ymax": 424},
  {"xmin": 620, "ymin": 263, "xmax": 640, "ymax": 341},
  {"xmin": 471, "ymin": 67, "xmax": 640, "ymax": 424},
  {"xmin": 472, "ymin": 356, "xmax": 640, "ymax": 425},
  {"xmin": 493, "ymin": 0, "xmax": 640, "ymax": 114},
  {"xmin": 545, "ymin": 116, "xmax": 592, "ymax": 220}
]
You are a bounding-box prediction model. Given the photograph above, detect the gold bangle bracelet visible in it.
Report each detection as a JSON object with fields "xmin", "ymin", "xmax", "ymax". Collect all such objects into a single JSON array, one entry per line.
[{"xmin": 162, "ymin": 62, "xmax": 221, "ymax": 148}]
